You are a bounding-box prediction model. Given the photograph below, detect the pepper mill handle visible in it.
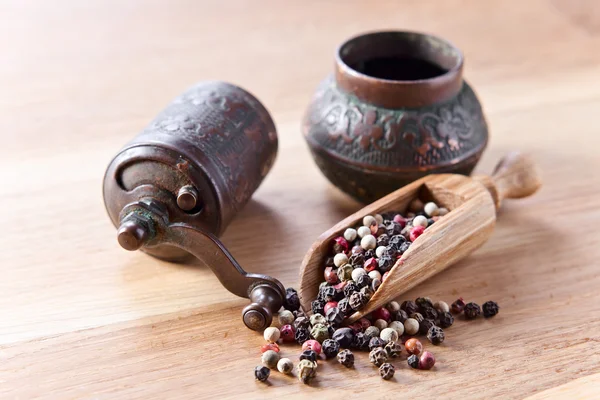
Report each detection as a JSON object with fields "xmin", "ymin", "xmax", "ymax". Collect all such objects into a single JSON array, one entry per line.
[
  {"xmin": 474, "ymin": 152, "xmax": 542, "ymax": 209},
  {"xmin": 117, "ymin": 200, "xmax": 284, "ymax": 331}
]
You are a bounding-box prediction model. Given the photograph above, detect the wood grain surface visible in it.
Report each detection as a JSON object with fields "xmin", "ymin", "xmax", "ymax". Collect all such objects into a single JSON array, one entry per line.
[{"xmin": 1, "ymin": 0, "xmax": 600, "ymax": 399}]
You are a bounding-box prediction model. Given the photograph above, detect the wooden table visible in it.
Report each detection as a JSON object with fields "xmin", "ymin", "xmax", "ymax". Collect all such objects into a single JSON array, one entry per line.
[{"xmin": 2, "ymin": 1, "xmax": 599, "ymax": 398}]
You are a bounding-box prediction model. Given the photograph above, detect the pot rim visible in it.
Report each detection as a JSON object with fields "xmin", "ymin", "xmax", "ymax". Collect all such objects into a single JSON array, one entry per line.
[{"xmin": 335, "ymin": 30, "xmax": 464, "ymax": 109}]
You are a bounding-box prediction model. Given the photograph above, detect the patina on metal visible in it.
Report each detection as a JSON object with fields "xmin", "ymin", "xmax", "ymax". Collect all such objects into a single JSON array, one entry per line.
[
  {"xmin": 103, "ymin": 81, "xmax": 283, "ymax": 331},
  {"xmin": 303, "ymin": 31, "xmax": 489, "ymax": 203}
]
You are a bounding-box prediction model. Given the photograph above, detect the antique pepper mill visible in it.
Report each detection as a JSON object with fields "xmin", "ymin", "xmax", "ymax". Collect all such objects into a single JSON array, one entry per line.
[{"xmin": 103, "ymin": 81, "xmax": 284, "ymax": 331}]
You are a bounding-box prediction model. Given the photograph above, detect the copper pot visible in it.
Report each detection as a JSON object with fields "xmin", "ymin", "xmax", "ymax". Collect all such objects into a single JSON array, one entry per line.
[{"xmin": 303, "ymin": 31, "xmax": 489, "ymax": 203}]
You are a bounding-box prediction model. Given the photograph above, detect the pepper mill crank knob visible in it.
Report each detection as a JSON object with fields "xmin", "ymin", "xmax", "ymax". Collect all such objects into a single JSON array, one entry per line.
[
  {"xmin": 242, "ymin": 284, "xmax": 284, "ymax": 331},
  {"xmin": 117, "ymin": 219, "xmax": 150, "ymax": 251}
]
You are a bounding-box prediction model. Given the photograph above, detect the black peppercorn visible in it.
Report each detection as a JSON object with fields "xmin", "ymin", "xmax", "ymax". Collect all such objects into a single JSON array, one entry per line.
[
  {"xmin": 322, "ymin": 339, "xmax": 340, "ymax": 359},
  {"xmin": 401, "ymin": 300, "xmax": 419, "ymax": 315},
  {"xmin": 407, "ymin": 354, "xmax": 419, "ymax": 369},
  {"xmin": 385, "ymin": 221, "xmax": 403, "ymax": 236},
  {"xmin": 368, "ymin": 336, "xmax": 387, "ymax": 351},
  {"xmin": 254, "ymin": 365, "xmax": 270, "ymax": 382},
  {"xmin": 419, "ymin": 319, "xmax": 437, "ymax": 335},
  {"xmin": 337, "ymin": 349, "xmax": 355, "ymax": 368},
  {"xmin": 451, "ymin": 297, "xmax": 466, "ymax": 314},
  {"xmin": 325, "ymin": 257, "xmax": 335, "ymax": 268},
  {"xmin": 283, "ymin": 287, "xmax": 300, "ymax": 311},
  {"xmin": 349, "ymin": 253, "xmax": 365, "ymax": 268},
  {"xmin": 379, "ymin": 362, "xmax": 395, "ymax": 380},
  {"xmin": 293, "ymin": 316, "xmax": 310, "ymax": 330},
  {"xmin": 318, "ymin": 286, "xmax": 336, "ymax": 302},
  {"xmin": 438, "ymin": 311, "xmax": 454, "ymax": 328},
  {"xmin": 397, "ymin": 241, "xmax": 411, "ymax": 255},
  {"xmin": 334, "ymin": 287, "xmax": 345, "ymax": 301},
  {"xmin": 416, "ymin": 297, "xmax": 434, "ymax": 310},
  {"xmin": 388, "ymin": 234, "xmax": 406, "ymax": 249},
  {"xmin": 351, "ymin": 332, "xmax": 370, "ymax": 351},
  {"xmin": 464, "ymin": 302, "xmax": 481, "ymax": 319},
  {"xmin": 382, "ymin": 246, "xmax": 397, "ymax": 259},
  {"xmin": 343, "ymin": 282, "xmax": 359, "ymax": 298},
  {"xmin": 421, "ymin": 306, "xmax": 438, "ymax": 321},
  {"xmin": 356, "ymin": 274, "xmax": 371, "ymax": 288},
  {"xmin": 378, "ymin": 255, "xmax": 395, "ymax": 272},
  {"xmin": 364, "ymin": 249, "xmax": 375, "ymax": 259},
  {"xmin": 332, "ymin": 327, "xmax": 354, "ymax": 348},
  {"xmin": 295, "ymin": 327, "xmax": 310, "ymax": 344},
  {"xmin": 482, "ymin": 301, "xmax": 500, "ymax": 318},
  {"xmin": 384, "ymin": 341, "xmax": 402, "ymax": 358},
  {"xmin": 394, "ymin": 309, "xmax": 408, "ymax": 323},
  {"xmin": 327, "ymin": 324, "xmax": 336, "ymax": 339},
  {"xmin": 427, "ymin": 325, "xmax": 445, "ymax": 345},
  {"xmin": 337, "ymin": 298, "xmax": 350, "ymax": 316},
  {"xmin": 376, "ymin": 233, "xmax": 390, "ymax": 247},
  {"xmin": 311, "ymin": 299, "xmax": 325, "ymax": 315},
  {"xmin": 427, "ymin": 218, "xmax": 435, "ymax": 226},
  {"xmin": 293, "ymin": 309, "xmax": 306, "ymax": 319},
  {"xmin": 349, "ymin": 291, "xmax": 367, "ymax": 311},
  {"xmin": 326, "ymin": 307, "xmax": 344, "ymax": 327},
  {"xmin": 299, "ymin": 349, "xmax": 318, "ymax": 362},
  {"xmin": 410, "ymin": 312, "xmax": 424, "ymax": 323}
]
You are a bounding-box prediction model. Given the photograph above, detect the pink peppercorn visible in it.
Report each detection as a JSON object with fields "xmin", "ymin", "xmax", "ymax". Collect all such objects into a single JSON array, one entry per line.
[
  {"xmin": 410, "ymin": 226, "xmax": 425, "ymax": 242},
  {"xmin": 358, "ymin": 317, "xmax": 371, "ymax": 331},
  {"xmin": 302, "ymin": 339, "xmax": 322, "ymax": 355},
  {"xmin": 393, "ymin": 214, "xmax": 407, "ymax": 228},
  {"xmin": 372, "ymin": 307, "xmax": 391, "ymax": 322},
  {"xmin": 334, "ymin": 281, "xmax": 347, "ymax": 291},
  {"xmin": 280, "ymin": 324, "xmax": 295, "ymax": 342},
  {"xmin": 419, "ymin": 351, "xmax": 436, "ymax": 370},
  {"xmin": 324, "ymin": 267, "xmax": 339, "ymax": 284},
  {"xmin": 333, "ymin": 237, "xmax": 349, "ymax": 253},
  {"xmin": 324, "ymin": 301, "xmax": 338, "ymax": 314},
  {"xmin": 348, "ymin": 322, "xmax": 363, "ymax": 333},
  {"xmin": 364, "ymin": 257, "xmax": 378, "ymax": 272},
  {"xmin": 260, "ymin": 343, "xmax": 280, "ymax": 353}
]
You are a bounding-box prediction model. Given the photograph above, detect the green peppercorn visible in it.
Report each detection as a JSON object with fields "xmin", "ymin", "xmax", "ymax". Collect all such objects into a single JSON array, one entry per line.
[
  {"xmin": 310, "ymin": 323, "xmax": 330, "ymax": 343},
  {"xmin": 379, "ymin": 362, "xmax": 395, "ymax": 380},
  {"xmin": 482, "ymin": 301, "xmax": 500, "ymax": 318},
  {"xmin": 337, "ymin": 349, "xmax": 355, "ymax": 368},
  {"xmin": 407, "ymin": 354, "xmax": 419, "ymax": 369},
  {"xmin": 427, "ymin": 326, "xmax": 445, "ymax": 345},
  {"xmin": 297, "ymin": 359, "xmax": 317, "ymax": 384},
  {"xmin": 261, "ymin": 349, "xmax": 280, "ymax": 369},
  {"xmin": 278, "ymin": 310, "xmax": 295, "ymax": 326},
  {"xmin": 310, "ymin": 313, "xmax": 327, "ymax": 326},
  {"xmin": 369, "ymin": 347, "xmax": 388, "ymax": 367},
  {"xmin": 438, "ymin": 311, "xmax": 454, "ymax": 328},
  {"xmin": 337, "ymin": 264, "xmax": 353, "ymax": 282},
  {"xmin": 464, "ymin": 302, "xmax": 481, "ymax": 319},
  {"xmin": 254, "ymin": 365, "xmax": 270, "ymax": 382},
  {"xmin": 322, "ymin": 339, "xmax": 340, "ymax": 359}
]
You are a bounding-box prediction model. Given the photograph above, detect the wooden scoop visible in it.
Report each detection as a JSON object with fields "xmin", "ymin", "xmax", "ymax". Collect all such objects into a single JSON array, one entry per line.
[{"xmin": 298, "ymin": 152, "xmax": 541, "ymax": 322}]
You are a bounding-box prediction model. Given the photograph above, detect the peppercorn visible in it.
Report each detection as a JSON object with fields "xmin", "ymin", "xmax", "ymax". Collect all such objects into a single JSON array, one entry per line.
[
  {"xmin": 357, "ymin": 226, "xmax": 371, "ymax": 239},
  {"xmin": 388, "ymin": 234, "xmax": 406, "ymax": 249},
  {"xmin": 374, "ymin": 319, "xmax": 388, "ymax": 331},
  {"xmin": 438, "ymin": 311, "xmax": 454, "ymax": 328},
  {"xmin": 379, "ymin": 362, "xmax": 395, "ymax": 380},
  {"xmin": 412, "ymin": 215, "xmax": 428, "ymax": 228},
  {"xmin": 254, "ymin": 365, "xmax": 270, "ymax": 382},
  {"xmin": 337, "ymin": 349, "xmax": 355, "ymax": 368},
  {"xmin": 464, "ymin": 302, "xmax": 481, "ymax": 319},
  {"xmin": 349, "ymin": 291, "xmax": 367, "ymax": 311},
  {"xmin": 410, "ymin": 226, "xmax": 425, "ymax": 241},
  {"xmin": 326, "ymin": 307, "xmax": 344, "ymax": 327},
  {"xmin": 369, "ymin": 347, "xmax": 388, "ymax": 367},
  {"xmin": 415, "ymin": 297, "xmax": 434, "ymax": 310},
  {"xmin": 363, "ymin": 215, "xmax": 377, "ymax": 227},
  {"xmin": 278, "ymin": 310, "xmax": 295, "ymax": 326},
  {"xmin": 263, "ymin": 327, "xmax": 280, "ymax": 343},
  {"xmin": 361, "ymin": 234, "xmax": 377, "ymax": 250},
  {"xmin": 333, "ymin": 236, "xmax": 349, "ymax": 254},
  {"xmin": 319, "ymin": 286, "xmax": 336, "ymax": 302},
  {"xmin": 356, "ymin": 273, "xmax": 371, "ymax": 288},
  {"xmin": 385, "ymin": 301, "xmax": 400, "ymax": 313},
  {"xmin": 337, "ymin": 264, "xmax": 353, "ymax": 282},
  {"xmin": 344, "ymin": 228, "xmax": 357, "ymax": 242},
  {"xmin": 407, "ymin": 354, "xmax": 419, "ymax": 369},
  {"xmin": 323, "ymin": 301, "xmax": 338, "ymax": 315},
  {"xmin": 322, "ymin": 339, "xmax": 340, "ymax": 359},
  {"xmin": 363, "ymin": 257, "xmax": 377, "ymax": 273},
  {"xmin": 421, "ymin": 307, "xmax": 438, "ymax": 321},
  {"xmin": 364, "ymin": 248, "xmax": 375, "ymax": 259},
  {"xmin": 419, "ymin": 351, "xmax": 436, "ymax": 370},
  {"xmin": 299, "ymin": 349, "xmax": 318, "ymax": 363},
  {"xmin": 482, "ymin": 301, "xmax": 500, "ymax": 318},
  {"xmin": 364, "ymin": 325, "xmax": 380, "ymax": 338},
  {"xmin": 379, "ymin": 327, "xmax": 398, "ymax": 343},
  {"xmin": 277, "ymin": 358, "xmax": 294, "ymax": 374},
  {"xmin": 335, "ymin": 298, "xmax": 350, "ymax": 316},
  {"xmin": 403, "ymin": 318, "xmax": 419, "ymax": 335},
  {"xmin": 434, "ymin": 300, "xmax": 450, "ymax": 313},
  {"xmin": 312, "ymin": 299, "xmax": 325, "ymax": 315},
  {"xmin": 438, "ymin": 207, "xmax": 449, "ymax": 216},
  {"xmin": 293, "ymin": 316, "xmax": 310, "ymax": 330},
  {"xmin": 376, "ymin": 234, "xmax": 390, "ymax": 248},
  {"xmin": 405, "ymin": 338, "xmax": 423, "ymax": 355},
  {"xmin": 262, "ymin": 349, "xmax": 280, "ymax": 369},
  {"xmin": 332, "ymin": 327, "xmax": 354, "ymax": 348},
  {"xmin": 333, "ymin": 285, "xmax": 346, "ymax": 301},
  {"xmin": 327, "ymin": 325, "xmax": 335, "ymax": 339},
  {"xmin": 382, "ymin": 246, "xmax": 397, "ymax": 259},
  {"xmin": 369, "ymin": 337, "xmax": 387, "ymax": 351},
  {"xmin": 419, "ymin": 319, "xmax": 436, "ymax": 335},
  {"xmin": 333, "ymin": 253, "xmax": 348, "ymax": 268},
  {"xmin": 427, "ymin": 326, "xmax": 444, "ymax": 345},
  {"xmin": 358, "ymin": 317, "xmax": 371, "ymax": 331},
  {"xmin": 302, "ymin": 339, "xmax": 322, "ymax": 355},
  {"xmin": 343, "ymin": 282, "xmax": 359, "ymax": 297},
  {"xmin": 385, "ymin": 221, "xmax": 403, "ymax": 237},
  {"xmin": 351, "ymin": 332, "xmax": 370, "ymax": 350},
  {"xmin": 350, "ymin": 269, "xmax": 366, "ymax": 284},
  {"xmin": 310, "ymin": 313, "xmax": 326, "ymax": 326},
  {"xmin": 283, "ymin": 287, "xmax": 300, "ymax": 312},
  {"xmin": 297, "ymin": 359, "xmax": 317, "ymax": 384},
  {"xmin": 410, "ymin": 313, "xmax": 424, "ymax": 324},
  {"xmin": 375, "ymin": 245, "xmax": 386, "ymax": 259},
  {"xmin": 261, "ymin": 343, "xmax": 280, "ymax": 353},
  {"xmin": 387, "ymin": 321, "xmax": 405, "ymax": 336},
  {"xmin": 451, "ymin": 297, "xmax": 466, "ymax": 314},
  {"xmin": 310, "ymin": 323, "xmax": 329, "ymax": 343},
  {"xmin": 394, "ymin": 309, "xmax": 408, "ymax": 323},
  {"xmin": 294, "ymin": 309, "xmax": 306, "ymax": 320},
  {"xmin": 377, "ymin": 256, "xmax": 395, "ymax": 272},
  {"xmin": 424, "ymin": 201, "xmax": 439, "ymax": 217},
  {"xmin": 384, "ymin": 341, "xmax": 402, "ymax": 358},
  {"xmin": 295, "ymin": 327, "xmax": 310, "ymax": 344},
  {"xmin": 401, "ymin": 300, "xmax": 419, "ymax": 315},
  {"xmin": 349, "ymin": 253, "xmax": 365, "ymax": 267},
  {"xmin": 280, "ymin": 324, "xmax": 295, "ymax": 342},
  {"xmin": 397, "ymin": 241, "xmax": 411, "ymax": 255},
  {"xmin": 368, "ymin": 270, "xmax": 382, "ymax": 282}
]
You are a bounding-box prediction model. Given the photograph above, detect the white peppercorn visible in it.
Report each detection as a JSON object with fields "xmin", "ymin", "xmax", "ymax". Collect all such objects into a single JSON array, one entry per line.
[
  {"xmin": 368, "ymin": 270, "xmax": 382, "ymax": 281},
  {"xmin": 278, "ymin": 310, "xmax": 295, "ymax": 326},
  {"xmin": 412, "ymin": 215, "xmax": 428, "ymax": 228},
  {"xmin": 333, "ymin": 253, "xmax": 349, "ymax": 267},
  {"xmin": 361, "ymin": 234, "xmax": 377, "ymax": 250},
  {"xmin": 363, "ymin": 215, "xmax": 377, "ymax": 227},
  {"xmin": 364, "ymin": 326, "xmax": 380, "ymax": 338},
  {"xmin": 404, "ymin": 318, "xmax": 419, "ymax": 335},
  {"xmin": 357, "ymin": 226, "xmax": 371, "ymax": 238},
  {"xmin": 277, "ymin": 358, "xmax": 293, "ymax": 374},
  {"xmin": 380, "ymin": 327, "xmax": 399, "ymax": 342},
  {"xmin": 424, "ymin": 202, "xmax": 439, "ymax": 217},
  {"xmin": 264, "ymin": 327, "xmax": 280, "ymax": 343},
  {"xmin": 261, "ymin": 349, "xmax": 280, "ymax": 369},
  {"xmin": 434, "ymin": 300, "xmax": 450, "ymax": 313},
  {"xmin": 374, "ymin": 319, "xmax": 388, "ymax": 330},
  {"xmin": 388, "ymin": 321, "xmax": 405, "ymax": 336},
  {"xmin": 351, "ymin": 268, "xmax": 367, "ymax": 282},
  {"xmin": 438, "ymin": 207, "xmax": 449, "ymax": 216},
  {"xmin": 375, "ymin": 214, "xmax": 384, "ymax": 224},
  {"xmin": 386, "ymin": 301, "xmax": 400, "ymax": 313},
  {"xmin": 343, "ymin": 228, "xmax": 357, "ymax": 242},
  {"xmin": 375, "ymin": 245, "xmax": 387, "ymax": 258}
]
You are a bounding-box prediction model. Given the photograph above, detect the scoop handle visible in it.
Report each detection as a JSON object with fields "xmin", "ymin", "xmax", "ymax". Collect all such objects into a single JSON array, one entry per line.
[{"xmin": 474, "ymin": 152, "xmax": 541, "ymax": 209}]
